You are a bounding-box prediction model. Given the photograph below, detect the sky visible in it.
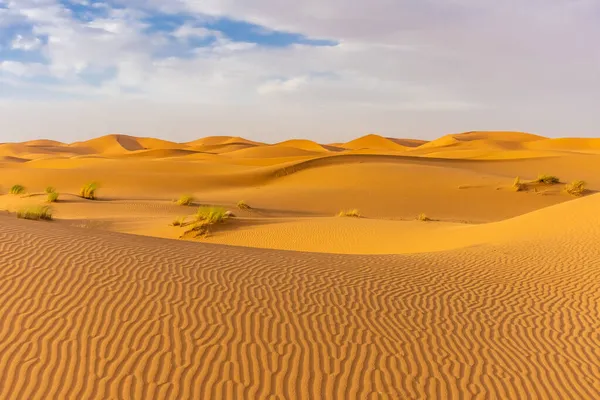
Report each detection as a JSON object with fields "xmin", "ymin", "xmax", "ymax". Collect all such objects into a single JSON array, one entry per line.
[{"xmin": 1, "ymin": 0, "xmax": 599, "ymax": 143}]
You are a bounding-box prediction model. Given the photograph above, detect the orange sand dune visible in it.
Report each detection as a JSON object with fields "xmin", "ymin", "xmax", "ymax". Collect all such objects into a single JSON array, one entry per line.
[
  {"xmin": 341, "ymin": 133, "xmax": 408, "ymax": 151},
  {"xmin": 273, "ymin": 139, "xmax": 331, "ymax": 152},
  {"xmin": 224, "ymin": 144, "xmax": 325, "ymax": 159},
  {"xmin": 186, "ymin": 135, "xmax": 263, "ymax": 147},
  {"xmin": 526, "ymin": 137, "xmax": 600, "ymax": 153},
  {"xmin": 22, "ymin": 139, "xmax": 66, "ymax": 147},
  {"xmin": 1, "ymin": 192, "xmax": 599, "ymax": 398},
  {"xmin": 387, "ymin": 137, "xmax": 428, "ymax": 147},
  {"xmin": 70, "ymin": 134, "xmax": 146, "ymax": 154},
  {"xmin": 2, "ymin": 131, "xmax": 600, "ymax": 398},
  {"xmin": 419, "ymin": 130, "xmax": 546, "ymax": 149}
]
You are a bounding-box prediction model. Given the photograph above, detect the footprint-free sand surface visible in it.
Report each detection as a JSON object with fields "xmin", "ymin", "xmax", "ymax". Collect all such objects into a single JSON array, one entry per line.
[{"xmin": 1, "ymin": 131, "xmax": 600, "ymax": 398}]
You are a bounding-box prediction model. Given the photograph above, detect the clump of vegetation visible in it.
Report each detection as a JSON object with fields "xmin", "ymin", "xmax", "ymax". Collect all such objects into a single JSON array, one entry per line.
[
  {"xmin": 17, "ymin": 206, "xmax": 53, "ymax": 221},
  {"xmin": 45, "ymin": 186, "xmax": 56, "ymax": 194},
  {"xmin": 47, "ymin": 191, "xmax": 59, "ymax": 203},
  {"xmin": 564, "ymin": 180, "xmax": 586, "ymax": 197},
  {"xmin": 512, "ymin": 176, "xmax": 525, "ymax": 192},
  {"xmin": 9, "ymin": 184, "xmax": 25, "ymax": 195},
  {"xmin": 182, "ymin": 206, "xmax": 230, "ymax": 238},
  {"xmin": 534, "ymin": 174, "xmax": 560, "ymax": 185},
  {"xmin": 196, "ymin": 206, "xmax": 229, "ymax": 224},
  {"xmin": 237, "ymin": 200, "xmax": 251, "ymax": 210},
  {"xmin": 176, "ymin": 194, "xmax": 194, "ymax": 206},
  {"xmin": 80, "ymin": 182, "xmax": 98, "ymax": 200},
  {"xmin": 171, "ymin": 216, "xmax": 186, "ymax": 226},
  {"xmin": 417, "ymin": 213, "xmax": 431, "ymax": 222},
  {"xmin": 337, "ymin": 209, "xmax": 362, "ymax": 218}
]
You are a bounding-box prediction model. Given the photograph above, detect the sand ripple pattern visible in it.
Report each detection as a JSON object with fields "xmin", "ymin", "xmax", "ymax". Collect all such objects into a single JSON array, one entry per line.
[{"xmin": 1, "ymin": 217, "xmax": 599, "ymax": 399}]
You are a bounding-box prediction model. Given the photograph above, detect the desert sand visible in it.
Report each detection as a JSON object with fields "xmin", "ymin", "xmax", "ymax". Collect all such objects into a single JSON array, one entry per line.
[{"xmin": 1, "ymin": 131, "xmax": 599, "ymax": 398}]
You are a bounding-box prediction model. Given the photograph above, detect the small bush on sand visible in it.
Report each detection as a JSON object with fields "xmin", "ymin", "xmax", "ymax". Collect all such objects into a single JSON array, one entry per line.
[
  {"xmin": 513, "ymin": 176, "xmax": 525, "ymax": 192},
  {"xmin": 47, "ymin": 191, "xmax": 59, "ymax": 203},
  {"xmin": 17, "ymin": 206, "xmax": 53, "ymax": 221},
  {"xmin": 565, "ymin": 180, "xmax": 586, "ymax": 197},
  {"xmin": 80, "ymin": 182, "xmax": 98, "ymax": 200},
  {"xmin": 534, "ymin": 174, "xmax": 560, "ymax": 185},
  {"xmin": 337, "ymin": 209, "xmax": 361, "ymax": 218},
  {"xmin": 237, "ymin": 200, "xmax": 251, "ymax": 210},
  {"xmin": 45, "ymin": 186, "xmax": 56, "ymax": 194},
  {"xmin": 9, "ymin": 184, "xmax": 25, "ymax": 195},
  {"xmin": 183, "ymin": 206, "xmax": 230, "ymax": 237},
  {"xmin": 417, "ymin": 213, "xmax": 431, "ymax": 222},
  {"xmin": 196, "ymin": 206, "xmax": 230, "ymax": 224},
  {"xmin": 176, "ymin": 195, "xmax": 194, "ymax": 206},
  {"xmin": 171, "ymin": 216, "xmax": 186, "ymax": 226}
]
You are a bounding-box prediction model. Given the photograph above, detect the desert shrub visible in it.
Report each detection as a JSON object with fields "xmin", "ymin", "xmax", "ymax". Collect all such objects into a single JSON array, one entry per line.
[
  {"xmin": 45, "ymin": 186, "xmax": 56, "ymax": 194},
  {"xmin": 534, "ymin": 174, "xmax": 560, "ymax": 185},
  {"xmin": 47, "ymin": 191, "xmax": 59, "ymax": 203},
  {"xmin": 80, "ymin": 182, "xmax": 98, "ymax": 200},
  {"xmin": 176, "ymin": 195, "xmax": 194, "ymax": 206},
  {"xmin": 513, "ymin": 176, "xmax": 525, "ymax": 192},
  {"xmin": 337, "ymin": 209, "xmax": 361, "ymax": 218},
  {"xmin": 417, "ymin": 213, "xmax": 431, "ymax": 222},
  {"xmin": 564, "ymin": 180, "xmax": 586, "ymax": 197},
  {"xmin": 9, "ymin": 184, "xmax": 25, "ymax": 195},
  {"xmin": 196, "ymin": 206, "xmax": 229, "ymax": 224},
  {"xmin": 17, "ymin": 206, "xmax": 53, "ymax": 221},
  {"xmin": 171, "ymin": 216, "xmax": 186, "ymax": 226},
  {"xmin": 237, "ymin": 200, "xmax": 251, "ymax": 210}
]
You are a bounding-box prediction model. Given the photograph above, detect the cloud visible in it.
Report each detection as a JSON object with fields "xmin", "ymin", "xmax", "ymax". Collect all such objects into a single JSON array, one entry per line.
[
  {"xmin": 11, "ymin": 34, "xmax": 42, "ymax": 50},
  {"xmin": 0, "ymin": 0, "xmax": 599, "ymax": 142}
]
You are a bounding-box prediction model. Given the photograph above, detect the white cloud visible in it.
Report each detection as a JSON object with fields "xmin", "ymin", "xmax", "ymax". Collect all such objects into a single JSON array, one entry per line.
[
  {"xmin": 1, "ymin": 0, "xmax": 600, "ymax": 142},
  {"xmin": 11, "ymin": 34, "xmax": 42, "ymax": 50}
]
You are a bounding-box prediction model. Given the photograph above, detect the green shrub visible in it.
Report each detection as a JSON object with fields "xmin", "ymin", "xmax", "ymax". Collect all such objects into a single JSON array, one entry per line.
[
  {"xmin": 9, "ymin": 184, "xmax": 25, "ymax": 195},
  {"xmin": 237, "ymin": 200, "xmax": 251, "ymax": 210},
  {"xmin": 337, "ymin": 209, "xmax": 361, "ymax": 218},
  {"xmin": 17, "ymin": 206, "xmax": 53, "ymax": 221},
  {"xmin": 196, "ymin": 206, "xmax": 229, "ymax": 224},
  {"xmin": 45, "ymin": 186, "xmax": 56, "ymax": 194},
  {"xmin": 80, "ymin": 182, "xmax": 98, "ymax": 200},
  {"xmin": 47, "ymin": 191, "xmax": 59, "ymax": 203},
  {"xmin": 564, "ymin": 180, "xmax": 586, "ymax": 197},
  {"xmin": 417, "ymin": 213, "xmax": 431, "ymax": 222},
  {"xmin": 176, "ymin": 194, "xmax": 194, "ymax": 206},
  {"xmin": 534, "ymin": 174, "xmax": 559, "ymax": 185},
  {"xmin": 512, "ymin": 176, "xmax": 525, "ymax": 192}
]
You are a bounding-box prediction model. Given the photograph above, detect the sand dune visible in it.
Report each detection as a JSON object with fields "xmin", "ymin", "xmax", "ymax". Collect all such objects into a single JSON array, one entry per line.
[
  {"xmin": 341, "ymin": 134, "xmax": 408, "ymax": 151},
  {"xmin": 2, "ymin": 131, "xmax": 600, "ymax": 398},
  {"xmin": 1, "ymin": 193, "xmax": 599, "ymax": 398},
  {"xmin": 273, "ymin": 139, "xmax": 331, "ymax": 152}
]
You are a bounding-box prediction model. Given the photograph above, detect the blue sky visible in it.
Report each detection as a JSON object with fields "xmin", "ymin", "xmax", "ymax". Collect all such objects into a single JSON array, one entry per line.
[{"xmin": 1, "ymin": 0, "xmax": 600, "ymax": 142}]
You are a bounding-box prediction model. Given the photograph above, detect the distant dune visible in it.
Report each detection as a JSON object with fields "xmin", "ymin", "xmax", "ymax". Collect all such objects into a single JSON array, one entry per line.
[
  {"xmin": 1, "ymin": 130, "xmax": 600, "ymax": 399},
  {"xmin": 341, "ymin": 133, "xmax": 409, "ymax": 151}
]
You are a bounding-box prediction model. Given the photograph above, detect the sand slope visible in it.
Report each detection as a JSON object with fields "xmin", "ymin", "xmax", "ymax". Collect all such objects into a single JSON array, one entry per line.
[{"xmin": 1, "ymin": 194, "xmax": 599, "ymax": 398}]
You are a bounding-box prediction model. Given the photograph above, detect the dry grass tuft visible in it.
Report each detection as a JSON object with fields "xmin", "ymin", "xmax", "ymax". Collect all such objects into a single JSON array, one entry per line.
[
  {"xmin": 47, "ymin": 191, "xmax": 59, "ymax": 203},
  {"xmin": 512, "ymin": 176, "xmax": 525, "ymax": 192},
  {"xmin": 237, "ymin": 200, "xmax": 251, "ymax": 210},
  {"xmin": 196, "ymin": 206, "xmax": 229, "ymax": 224},
  {"xmin": 337, "ymin": 209, "xmax": 362, "ymax": 218},
  {"xmin": 417, "ymin": 213, "xmax": 431, "ymax": 222},
  {"xmin": 564, "ymin": 180, "xmax": 586, "ymax": 197},
  {"xmin": 534, "ymin": 174, "xmax": 560, "ymax": 185},
  {"xmin": 45, "ymin": 186, "xmax": 56, "ymax": 194},
  {"xmin": 17, "ymin": 206, "xmax": 53, "ymax": 221},
  {"xmin": 176, "ymin": 195, "xmax": 194, "ymax": 206},
  {"xmin": 9, "ymin": 184, "xmax": 25, "ymax": 195},
  {"xmin": 80, "ymin": 182, "xmax": 98, "ymax": 200}
]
